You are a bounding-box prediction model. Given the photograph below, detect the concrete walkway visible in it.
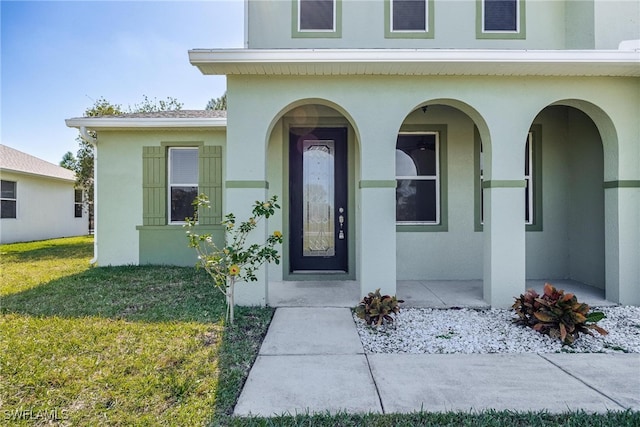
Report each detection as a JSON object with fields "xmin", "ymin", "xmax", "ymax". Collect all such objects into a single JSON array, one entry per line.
[{"xmin": 234, "ymin": 306, "xmax": 640, "ymax": 417}]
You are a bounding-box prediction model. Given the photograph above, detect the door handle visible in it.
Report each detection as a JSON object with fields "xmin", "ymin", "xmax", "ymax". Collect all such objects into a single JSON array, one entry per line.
[{"xmin": 338, "ymin": 207, "xmax": 345, "ymax": 239}]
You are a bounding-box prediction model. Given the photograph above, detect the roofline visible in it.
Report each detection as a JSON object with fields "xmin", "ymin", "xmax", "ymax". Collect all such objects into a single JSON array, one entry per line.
[
  {"xmin": 1, "ymin": 167, "xmax": 75, "ymax": 183},
  {"xmin": 65, "ymin": 117, "xmax": 227, "ymax": 130},
  {"xmin": 188, "ymin": 48, "xmax": 640, "ymax": 77}
]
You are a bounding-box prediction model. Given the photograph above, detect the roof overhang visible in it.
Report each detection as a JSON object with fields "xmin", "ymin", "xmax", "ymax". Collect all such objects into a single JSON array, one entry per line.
[
  {"xmin": 189, "ymin": 48, "xmax": 640, "ymax": 77},
  {"xmin": 65, "ymin": 117, "xmax": 227, "ymax": 131},
  {"xmin": 0, "ymin": 167, "xmax": 75, "ymax": 183}
]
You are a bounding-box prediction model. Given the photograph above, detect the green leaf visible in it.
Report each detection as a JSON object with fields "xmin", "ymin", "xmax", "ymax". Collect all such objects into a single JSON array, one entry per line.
[{"xmin": 586, "ymin": 311, "xmax": 606, "ymax": 323}]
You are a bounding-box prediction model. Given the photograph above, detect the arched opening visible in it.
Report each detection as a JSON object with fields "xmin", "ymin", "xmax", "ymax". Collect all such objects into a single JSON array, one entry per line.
[
  {"xmin": 395, "ymin": 102, "xmax": 488, "ymax": 283},
  {"xmin": 265, "ymin": 101, "xmax": 360, "ymax": 283},
  {"xmin": 525, "ymin": 104, "xmax": 605, "ymax": 290}
]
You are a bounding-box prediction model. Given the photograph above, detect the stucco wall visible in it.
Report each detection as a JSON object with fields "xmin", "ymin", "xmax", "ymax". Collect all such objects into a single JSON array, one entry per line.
[
  {"xmin": 228, "ymin": 73, "xmax": 637, "ymax": 302},
  {"xmin": 246, "ymin": 0, "xmax": 637, "ymax": 50},
  {"xmin": 0, "ymin": 171, "xmax": 87, "ymax": 244},
  {"xmin": 95, "ymin": 129, "xmax": 226, "ymax": 266}
]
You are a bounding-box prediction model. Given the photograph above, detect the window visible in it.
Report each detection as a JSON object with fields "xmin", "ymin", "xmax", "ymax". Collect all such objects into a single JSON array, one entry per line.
[
  {"xmin": 74, "ymin": 189, "xmax": 83, "ymax": 218},
  {"xmin": 293, "ymin": 0, "xmax": 341, "ymax": 38},
  {"xmin": 479, "ymin": 131, "xmax": 535, "ymax": 226},
  {"xmin": 396, "ymin": 132, "xmax": 440, "ymax": 224},
  {"xmin": 1, "ymin": 180, "xmax": 17, "ymax": 219},
  {"xmin": 299, "ymin": 0, "xmax": 335, "ymax": 31},
  {"xmin": 478, "ymin": 0, "xmax": 524, "ymax": 39},
  {"xmin": 386, "ymin": 0, "xmax": 433, "ymax": 38},
  {"xmin": 392, "ymin": 0, "xmax": 427, "ymax": 31},
  {"xmin": 168, "ymin": 147, "xmax": 199, "ymax": 224}
]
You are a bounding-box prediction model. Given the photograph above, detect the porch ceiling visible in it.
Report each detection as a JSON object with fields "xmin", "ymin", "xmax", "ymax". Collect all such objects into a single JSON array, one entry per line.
[{"xmin": 189, "ymin": 48, "xmax": 640, "ymax": 77}]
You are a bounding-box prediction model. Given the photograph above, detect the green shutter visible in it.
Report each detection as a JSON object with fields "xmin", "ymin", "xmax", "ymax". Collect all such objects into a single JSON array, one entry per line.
[
  {"xmin": 198, "ymin": 146, "xmax": 223, "ymax": 225},
  {"xmin": 142, "ymin": 146, "xmax": 166, "ymax": 226}
]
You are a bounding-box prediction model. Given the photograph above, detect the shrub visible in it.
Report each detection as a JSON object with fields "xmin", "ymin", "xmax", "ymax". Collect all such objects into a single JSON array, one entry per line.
[
  {"xmin": 356, "ymin": 289, "xmax": 404, "ymax": 327},
  {"xmin": 512, "ymin": 283, "xmax": 608, "ymax": 345},
  {"xmin": 186, "ymin": 194, "xmax": 283, "ymax": 324}
]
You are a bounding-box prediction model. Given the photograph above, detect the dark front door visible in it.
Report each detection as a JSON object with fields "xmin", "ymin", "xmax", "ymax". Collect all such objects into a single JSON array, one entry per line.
[{"xmin": 289, "ymin": 127, "xmax": 348, "ymax": 272}]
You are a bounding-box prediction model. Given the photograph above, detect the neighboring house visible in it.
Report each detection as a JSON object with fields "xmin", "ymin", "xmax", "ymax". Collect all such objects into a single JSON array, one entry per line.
[
  {"xmin": 66, "ymin": 0, "xmax": 639, "ymax": 307},
  {"xmin": 0, "ymin": 144, "xmax": 88, "ymax": 244}
]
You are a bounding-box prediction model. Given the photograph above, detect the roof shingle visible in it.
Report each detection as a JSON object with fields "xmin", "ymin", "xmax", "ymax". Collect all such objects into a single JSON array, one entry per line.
[{"xmin": 0, "ymin": 144, "xmax": 76, "ymax": 181}]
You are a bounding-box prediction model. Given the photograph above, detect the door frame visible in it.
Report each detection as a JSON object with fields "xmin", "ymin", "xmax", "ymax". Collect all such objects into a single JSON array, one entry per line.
[{"xmin": 282, "ymin": 121, "xmax": 356, "ymax": 281}]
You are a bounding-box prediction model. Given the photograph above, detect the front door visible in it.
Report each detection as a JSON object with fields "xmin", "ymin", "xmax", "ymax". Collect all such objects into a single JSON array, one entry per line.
[{"xmin": 289, "ymin": 127, "xmax": 348, "ymax": 272}]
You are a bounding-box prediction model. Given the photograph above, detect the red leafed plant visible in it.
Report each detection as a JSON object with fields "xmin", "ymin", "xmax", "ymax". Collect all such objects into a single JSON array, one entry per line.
[
  {"xmin": 356, "ymin": 289, "xmax": 404, "ymax": 327},
  {"xmin": 512, "ymin": 283, "xmax": 608, "ymax": 345}
]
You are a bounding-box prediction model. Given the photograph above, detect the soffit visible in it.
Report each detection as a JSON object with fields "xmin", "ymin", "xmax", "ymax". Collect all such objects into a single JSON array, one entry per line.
[{"xmin": 189, "ymin": 49, "xmax": 640, "ymax": 77}]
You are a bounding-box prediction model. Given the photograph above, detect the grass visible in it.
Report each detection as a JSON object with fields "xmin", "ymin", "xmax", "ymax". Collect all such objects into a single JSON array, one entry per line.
[
  {"xmin": 1, "ymin": 237, "xmax": 638, "ymax": 426},
  {"xmin": 1, "ymin": 236, "xmax": 273, "ymax": 426}
]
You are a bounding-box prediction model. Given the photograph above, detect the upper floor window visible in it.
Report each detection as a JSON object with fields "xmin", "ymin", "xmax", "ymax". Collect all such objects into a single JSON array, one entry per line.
[
  {"xmin": 478, "ymin": 0, "xmax": 525, "ymax": 39},
  {"xmin": 392, "ymin": 0, "xmax": 426, "ymax": 31},
  {"xmin": 386, "ymin": 0, "xmax": 433, "ymax": 39},
  {"xmin": 74, "ymin": 189, "xmax": 83, "ymax": 218},
  {"xmin": 396, "ymin": 132, "xmax": 440, "ymax": 224},
  {"xmin": 299, "ymin": 0, "xmax": 334, "ymax": 31},
  {"xmin": 168, "ymin": 147, "xmax": 198, "ymax": 224},
  {"xmin": 1, "ymin": 180, "xmax": 17, "ymax": 219},
  {"xmin": 293, "ymin": 0, "xmax": 341, "ymax": 38}
]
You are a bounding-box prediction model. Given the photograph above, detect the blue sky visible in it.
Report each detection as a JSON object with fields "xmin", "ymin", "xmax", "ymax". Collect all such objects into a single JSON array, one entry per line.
[{"xmin": 1, "ymin": 0, "xmax": 244, "ymax": 164}]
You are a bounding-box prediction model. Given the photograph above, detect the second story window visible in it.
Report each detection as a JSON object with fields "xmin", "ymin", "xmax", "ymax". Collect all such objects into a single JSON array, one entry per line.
[
  {"xmin": 392, "ymin": 0, "xmax": 427, "ymax": 32},
  {"xmin": 483, "ymin": 0, "xmax": 519, "ymax": 32},
  {"xmin": 299, "ymin": 0, "xmax": 335, "ymax": 31},
  {"xmin": 478, "ymin": 0, "xmax": 524, "ymax": 39}
]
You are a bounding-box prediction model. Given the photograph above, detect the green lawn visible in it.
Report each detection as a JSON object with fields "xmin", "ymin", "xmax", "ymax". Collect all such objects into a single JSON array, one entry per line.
[
  {"xmin": 1, "ymin": 236, "xmax": 272, "ymax": 426},
  {"xmin": 1, "ymin": 237, "xmax": 637, "ymax": 426}
]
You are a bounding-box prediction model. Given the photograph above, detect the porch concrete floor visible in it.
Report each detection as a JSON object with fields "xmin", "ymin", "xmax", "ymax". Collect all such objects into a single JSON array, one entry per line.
[{"xmin": 268, "ymin": 279, "xmax": 617, "ymax": 308}]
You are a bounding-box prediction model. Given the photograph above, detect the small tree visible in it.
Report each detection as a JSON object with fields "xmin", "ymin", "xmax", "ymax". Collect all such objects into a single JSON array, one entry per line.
[{"xmin": 185, "ymin": 194, "xmax": 283, "ymax": 324}]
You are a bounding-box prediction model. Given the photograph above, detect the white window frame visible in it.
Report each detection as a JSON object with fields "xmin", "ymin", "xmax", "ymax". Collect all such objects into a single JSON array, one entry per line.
[
  {"xmin": 1, "ymin": 180, "xmax": 17, "ymax": 219},
  {"xmin": 391, "ymin": 0, "xmax": 429, "ymax": 33},
  {"xmin": 524, "ymin": 132, "xmax": 533, "ymax": 225},
  {"xmin": 167, "ymin": 147, "xmax": 199, "ymax": 225},
  {"xmin": 479, "ymin": 131, "xmax": 533, "ymax": 225},
  {"xmin": 396, "ymin": 131, "xmax": 440, "ymax": 225},
  {"xmin": 298, "ymin": 0, "xmax": 336, "ymax": 32},
  {"xmin": 482, "ymin": 0, "xmax": 520, "ymax": 34},
  {"xmin": 74, "ymin": 189, "xmax": 83, "ymax": 218}
]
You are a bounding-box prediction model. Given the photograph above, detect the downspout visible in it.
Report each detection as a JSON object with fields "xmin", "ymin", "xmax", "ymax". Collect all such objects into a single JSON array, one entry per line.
[{"xmin": 79, "ymin": 126, "xmax": 98, "ymax": 265}]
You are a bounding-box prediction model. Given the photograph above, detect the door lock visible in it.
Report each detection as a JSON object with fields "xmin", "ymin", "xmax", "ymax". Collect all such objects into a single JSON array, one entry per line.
[{"xmin": 338, "ymin": 207, "xmax": 345, "ymax": 239}]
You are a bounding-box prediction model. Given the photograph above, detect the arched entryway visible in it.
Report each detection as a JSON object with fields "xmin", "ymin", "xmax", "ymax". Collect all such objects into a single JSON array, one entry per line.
[{"xmin": 264, "ymin": 101, "xmax": 360, "ymax": 282}]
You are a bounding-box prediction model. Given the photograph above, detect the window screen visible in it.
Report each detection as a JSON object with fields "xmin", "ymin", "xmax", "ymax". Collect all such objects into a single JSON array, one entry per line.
[
  {"xmin": 484, "ymin": 0, "xmax": 518, "ymax": 31},
  {"xmin": 299, "ymin": 0, "xmax": 334, "ymax": 31},
  {"xmin": 392, "ymin": 0, "xmax": 427, "ymax": 31}
]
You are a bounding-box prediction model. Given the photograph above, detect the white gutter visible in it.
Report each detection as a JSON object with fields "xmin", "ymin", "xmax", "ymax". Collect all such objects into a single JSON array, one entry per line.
[
  {"xmin": 66, "ymin": 117, "xmax": 227, "ymax": 130},
  {"xmin": 188, "ymin": 48, "xmax": 640, "ymax": 77},
  {"xmin": 79, "ymin": 126, "xmax": 98, "ymax": 265}
]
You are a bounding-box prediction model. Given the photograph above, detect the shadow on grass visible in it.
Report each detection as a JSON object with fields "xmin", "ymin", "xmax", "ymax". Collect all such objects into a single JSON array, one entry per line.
[
  {"xmin": 0, "ymin": 237, "xmax": 94, "ymax": 263},
  {"xmin": 2, "ymin": 264, "xmax": 275, "ymax": 422},
  {"xmin": 1, "ymin": 265, "xmax": 224, "ymax": 322}
]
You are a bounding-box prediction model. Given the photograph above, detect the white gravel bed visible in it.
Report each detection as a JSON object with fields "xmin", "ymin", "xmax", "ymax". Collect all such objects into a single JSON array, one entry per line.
[{"xmin": 354, "ymin": 306, "xmax": 640, "ymax": 354}]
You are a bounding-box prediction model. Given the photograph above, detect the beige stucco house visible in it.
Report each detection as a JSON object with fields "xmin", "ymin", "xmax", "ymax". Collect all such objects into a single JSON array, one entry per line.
[{"xmin": 67, "ymin": 0, "xmax": 639, "ymax": 307}]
